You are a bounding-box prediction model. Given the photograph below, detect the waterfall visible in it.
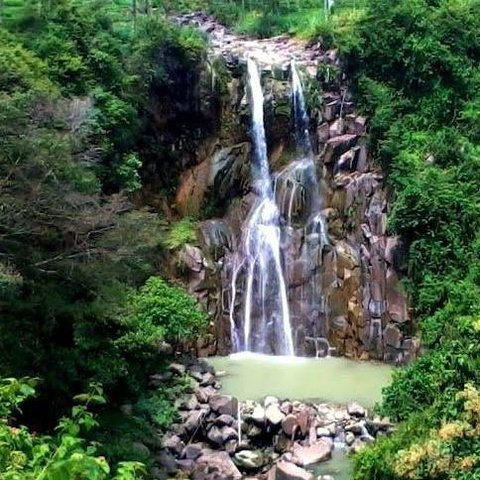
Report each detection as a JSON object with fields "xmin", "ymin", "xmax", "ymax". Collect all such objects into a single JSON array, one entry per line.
[
  {"xmin": 229, "ymin": 59, "xmax": 294, "ymax": 356},
  {"xmin": 228, "ymin": 60, "xmax": 332, "ymax": 357}
]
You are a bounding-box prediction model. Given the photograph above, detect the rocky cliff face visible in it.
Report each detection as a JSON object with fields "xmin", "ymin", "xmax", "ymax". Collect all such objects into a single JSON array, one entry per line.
[{"xmin": 169, "ymin": 14, "xmax": 417, "ymax": 363}]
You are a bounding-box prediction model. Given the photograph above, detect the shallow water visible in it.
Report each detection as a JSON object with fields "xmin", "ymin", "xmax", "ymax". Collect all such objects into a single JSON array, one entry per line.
[
  {"xmin": 209, "ymin": 353, "xmax": 393, "ymax": 407},
  {"xmin": 312, "ymin": 449, "xmax": 354, "ymax": 480}
]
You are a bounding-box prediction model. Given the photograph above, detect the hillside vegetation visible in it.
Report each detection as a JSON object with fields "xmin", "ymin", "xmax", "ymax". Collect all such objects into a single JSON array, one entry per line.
[
  {"xmin": 0, "ymin": 1, "xmax": 208, "ymax": 477},
  {"xmin": 0, "ymin": 0, "xmax": 479, "ymax": 479},
  {"xmin": 335, "ymin": 0, "xmax": 480, "ymax": 478}
]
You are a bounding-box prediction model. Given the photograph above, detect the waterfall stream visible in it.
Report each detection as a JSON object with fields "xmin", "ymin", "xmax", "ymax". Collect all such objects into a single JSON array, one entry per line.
[
  {"xmin": 229, "ymin": 60, "xmax": 330, "ymax": 357},
  {"xmin": 229, "ymin": 59, "xmax": 294, "ymax": 356}
]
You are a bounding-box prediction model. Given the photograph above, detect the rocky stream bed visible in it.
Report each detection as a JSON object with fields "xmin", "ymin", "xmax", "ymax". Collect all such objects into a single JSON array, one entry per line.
[{"xmin": 155, "ymin": 358, "xmax": 393, "ymax": 480}]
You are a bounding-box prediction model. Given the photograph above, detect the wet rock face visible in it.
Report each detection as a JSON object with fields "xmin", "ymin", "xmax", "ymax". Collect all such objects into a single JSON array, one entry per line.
[{"xmin": 171, "ymin": 15, "xmax": 416, "ymax": 363}]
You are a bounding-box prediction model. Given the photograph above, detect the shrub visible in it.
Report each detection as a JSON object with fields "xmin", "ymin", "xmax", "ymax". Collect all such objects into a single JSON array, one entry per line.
[
  {"xmin": 116, "ymin": 276, "xmax": 208, "ymax": 354},
  {"xmin": 0, "ymin": 378, "xmax": 145, "ymax": 480}
]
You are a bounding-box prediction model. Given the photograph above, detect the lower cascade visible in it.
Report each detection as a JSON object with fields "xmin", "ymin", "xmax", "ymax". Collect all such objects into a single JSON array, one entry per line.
[{"xmin": 228, "ymin": 60, "xmax": 330, "ymax": 356}]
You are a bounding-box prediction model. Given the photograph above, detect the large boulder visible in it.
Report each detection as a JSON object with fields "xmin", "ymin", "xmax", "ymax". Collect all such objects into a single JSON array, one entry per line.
[
  {"xmin": 209, "ymin": 394, "xmax": 239, "ymax": 416},
  {"xmin": 274, "ymin": 461, "xmax": 314, "ymax": 480},
  {"xmin": 282, "ymin": 414, "xmax": 299, "ymax": 436},
  {"xmin": 292, "ymin": 440, "xmax": 332, "ymax": 467},
  {"xmin": 234, "ymin": 450, "xmax": 265, "ymax": 470},
  {"xmin": 195, "ymin": 451, "xmax": 242, "ymax": 479}
]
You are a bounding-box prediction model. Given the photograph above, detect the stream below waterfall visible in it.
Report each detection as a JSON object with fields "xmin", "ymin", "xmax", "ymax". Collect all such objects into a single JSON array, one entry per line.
[{"xmin": 209, "ymin": 353, "xmax": 393, "ymax": 407}]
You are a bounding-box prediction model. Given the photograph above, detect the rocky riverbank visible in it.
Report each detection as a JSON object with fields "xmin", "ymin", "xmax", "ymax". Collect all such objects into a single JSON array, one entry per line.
[{"xmin": 155, "ymin": 358, "xmax": 393, "ymax": 480}]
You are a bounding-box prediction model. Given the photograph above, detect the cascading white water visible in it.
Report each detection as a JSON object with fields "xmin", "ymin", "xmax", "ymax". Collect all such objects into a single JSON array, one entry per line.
[
  {"xmin": 228, "ymin": 60, "xmax": 333, "ymax": 357},
  {"xmin": 229, "ymin": 59, "xmax": 294, "ymax": 356}
]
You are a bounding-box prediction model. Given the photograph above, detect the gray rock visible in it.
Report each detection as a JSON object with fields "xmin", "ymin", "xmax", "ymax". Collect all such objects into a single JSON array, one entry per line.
[
  {"xmin": 176, "ymin": 459, "xmax": 196, "ymax": 474},
  {"xmin": 209, "ymin": 394, "xmax": 238, "ymax": 416},
  {"xmin": 221, "ymin": 426, "xmax": 238, "ymax": 442},
  {"xmin": 347, "ymin": 402, "xmax": 366, "ymax": 417},
  {"xmin": 162, "ymin": 434, "xmax": 185, "ymax": 455},
  {"xmin": 185, "ymin": 410, "xmax": 205, "ymax": 433},
  {"xmin": 183, "ymin": 443, "xmax": 203, "ymax": 460},
  {"xmin": 169, "ymin": 363, "xmax": 186, "ymax": 376},
  {"xmin": 345, "ymin": 422, "xmax": 364, "ymax": 435},
  {"xmin": 384, "ymin": 324, "xmax": 402, "ymax": 349},
  {"xmin": 234, "ymin": 450, "xmax": 265, "ymax": 470},
  {"xmin": 149, "ymin": 372, "xmax": 172, "ymax": 386},
  {"xmin": 196, "ymin": 451, "xmax": 242, "ymax": 479},
  {"xmin": 189, "ymin": 370, "xmax": 204, "ymax": 383},
  {"xmin": 201, "ymin": 372, "xmax": 215, "ymax": 386},
  {"xmin": 315, "ymin": 427, "xmax": 331, "ymax": 437},
  {"xmin": 215, "ymin": 414, "xmax": 235, "ymax": 426},
  {"xmin": 251, "ymin": 404, "xmax": 266, "ymax": 424},
  {"xmin": 264, "ymin": 396, "xmax": 279, "ymax": 407},
  {"xmin": 156, "ymin": 450, "xmax": 177, "ymax": 474},
  {"xmin": 195, "ymin": 385, "xmax": 216, "ymax": 403},
  {"xmin": 180, "ymin": 394, "xmax": 199, "ymax": 411},
  {"xmin": 345, "ymin": 432, "xmax": 355, "ymax": 446},
  {"xmin": 207, "ymin": 425, "xmax": 223, "ymax": 446}
]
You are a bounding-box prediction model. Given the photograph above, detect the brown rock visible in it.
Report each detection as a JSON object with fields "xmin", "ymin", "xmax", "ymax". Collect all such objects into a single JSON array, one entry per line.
[
  {"xmin": 282, "ymin": 414, "xmax": 299, "ymax": 436},
  {"xmin": 292, "ymin": 440, "xmax": 332, "ymax": 467},
  {"xmin": 384, "ymin": 324, "xmax": 402, "ymax": 348},
  {"xmin": 274, "ymin": 461, "xmax": 314, "ymax": 480}
]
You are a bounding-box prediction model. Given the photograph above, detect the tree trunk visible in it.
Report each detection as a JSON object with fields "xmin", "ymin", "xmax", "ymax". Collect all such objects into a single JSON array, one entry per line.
[{"xmin": 132, "ymin": 0, "xmax": 137, "ymax": 29}]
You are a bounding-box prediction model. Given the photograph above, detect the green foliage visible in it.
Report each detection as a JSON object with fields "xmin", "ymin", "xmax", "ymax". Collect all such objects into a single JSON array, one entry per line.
[
  {"xmin": 0, "ymin": 1, "xmax": 209, "ymax": 473},
  {"xmin": 164, "ymin": 217, "xmax": 198, "ymax": 250},
  {"xmin": 117, "ymin": 276, "xmax": 208, "ymax": 353},
  {"xmin": 0, "ymin": 379, "xmax": 145, "ymax": 480},
  {"xmin": 336, "ymin": 0, "xmax": 480, "ymax": 478}
]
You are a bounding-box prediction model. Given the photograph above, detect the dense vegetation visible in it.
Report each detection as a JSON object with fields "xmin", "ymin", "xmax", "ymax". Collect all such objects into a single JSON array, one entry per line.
[
  {"xmin": 1, "ymin": 0, "xmax": 480, "ymax": 479},
  {"xmin": 0, "ymin": 1, "xmax": 208, "ymax": 477},
  {"xmin": 331, "ymin": 0, "xmax": 480, "ymax": 478}
]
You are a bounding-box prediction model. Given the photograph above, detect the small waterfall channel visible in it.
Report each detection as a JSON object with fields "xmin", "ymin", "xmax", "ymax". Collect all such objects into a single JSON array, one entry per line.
[{"xmin": 228, "ymin": 59, "xmax": 331, "ymax": 356}]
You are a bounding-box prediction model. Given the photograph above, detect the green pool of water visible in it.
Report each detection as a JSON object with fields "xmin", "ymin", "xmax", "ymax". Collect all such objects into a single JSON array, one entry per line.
[{"xmin": 209, "ymin": 353, "xmax": 393, "ymax": 407}]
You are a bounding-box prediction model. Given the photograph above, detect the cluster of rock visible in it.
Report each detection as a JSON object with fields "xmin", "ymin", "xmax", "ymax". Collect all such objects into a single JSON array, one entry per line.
[
  {"xmin": 168, "ymin": 14, "xmax": 419, "ymax": 364},
  {"xmin": 156, "ymin": 360, "xmax": 392, "ymax": 479},
  {"xmin": 172, "ymin": 12, "xmax": 322, "ymax": 77}
]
